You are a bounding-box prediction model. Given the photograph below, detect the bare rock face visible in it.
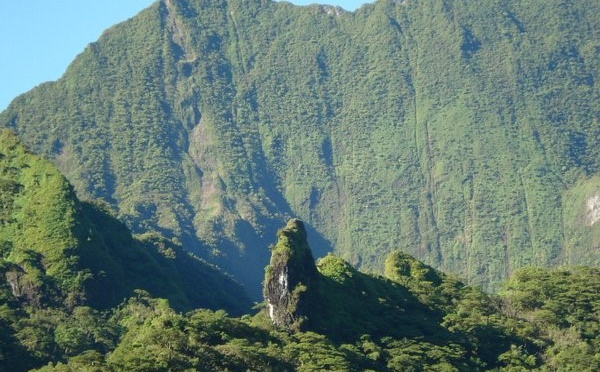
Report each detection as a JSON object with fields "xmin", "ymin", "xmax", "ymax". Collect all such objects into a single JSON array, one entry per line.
[
  {"xmin": 587, "ymin": 193, "xmax": 600, "ymax": 226},
  {"xmin": 263, "ymin": 219, "xmax": 318, "ymax": 331},
  {"xmin": 5, "ymin": 266, "xmax": 41, "ymax": 308}
]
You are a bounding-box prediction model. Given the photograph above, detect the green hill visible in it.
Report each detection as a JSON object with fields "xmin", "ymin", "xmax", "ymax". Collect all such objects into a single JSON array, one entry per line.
[
  {"xmin": 0, "ymin": 129, "xmax": 249, "ymax": 314},
  {"xmin": 0, "ymin": 130, "xmax": 254, "ymax": 370},
  {"xmin": 5, "ymin": 218, "xmax": 594, "ymax": 372},
  {"xmin": 1, "ymin": 0, "xmax": 598, "ymax": 296}
]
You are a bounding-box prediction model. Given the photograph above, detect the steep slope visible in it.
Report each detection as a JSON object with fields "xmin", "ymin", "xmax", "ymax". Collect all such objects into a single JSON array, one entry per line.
[
  {"xmin": 0, "ymin": 0, "xmax": 598, "ymax": 294},
  {"xmin": 260, "ymin": 219, "xmax": 599, "ymax": 370},
  {"xmin": 0, "ymin": 129, "xmax": 249, "ymax": 313},
  {"xmin": 1, "ymin": 218, "xmax": 598, "ymax": 371}
]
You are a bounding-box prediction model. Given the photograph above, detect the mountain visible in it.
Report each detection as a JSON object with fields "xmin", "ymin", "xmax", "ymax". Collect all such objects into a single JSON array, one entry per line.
[
  {"xmin": 259, "ymin": 219, "xmax": 599, "ymax": 370},
  {"xmin": 8, "ymin": 218, "xmax": 596, "ymax": 372},
  {"xmin": 1, "ymin": 0, "xmax": 598, "ymax": 296},
  {"xmin": 0, "ymin": 129, "xmax": 249, "ymax": 314}
]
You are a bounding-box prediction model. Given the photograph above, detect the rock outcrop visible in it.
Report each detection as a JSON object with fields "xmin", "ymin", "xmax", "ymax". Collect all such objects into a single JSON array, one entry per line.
[
  {"xmin": 587, "ymin": 193, "xmax": 600, "ymax": 226},
  {"xmin": 263, "ymin": 219, "xmax": 318, "ymax": 331}
]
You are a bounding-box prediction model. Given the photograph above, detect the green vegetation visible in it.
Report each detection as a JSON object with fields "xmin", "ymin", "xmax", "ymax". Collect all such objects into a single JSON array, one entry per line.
[
  {"xmin": 0, "ymin": 129, "xmax": 249, "ymax": 314},
  {"xmin": 0, "ymin": 0, "xmax": 598, "ymax": 297},
  {"xmin": 501, "ymin": 266, "xmax": 600, "ymax": 370},
  {"xmin": 0, "ymin": 1, "xmax": 597, "ymax": 369},
  {"xmin": 0, "ymin": 130, "xmax": 251, "ymax": 370},
  {"xmin": 1, "ymin": 217, "xmax": 596, "ymax": 371}
]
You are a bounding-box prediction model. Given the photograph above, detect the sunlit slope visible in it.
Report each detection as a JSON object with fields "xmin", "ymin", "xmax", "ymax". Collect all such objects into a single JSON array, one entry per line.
[
  {"xmin": 0, "ymin": 130, "xmax": 250, "ymax": 314},
  {"xmin": 1, "ymin": 0, "xmax": 598, "ymax": 292}
]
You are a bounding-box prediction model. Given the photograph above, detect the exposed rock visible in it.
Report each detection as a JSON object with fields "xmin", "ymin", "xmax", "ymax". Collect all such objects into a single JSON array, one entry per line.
[
  {"xmin": 587, "ymin": 193, "xmax": 600, "ymax": 226},
  {"xmin": 263, "ymin": 219, "xmax": 318, "ymax": 331},
  {"xmin": 319, "ymin": 5, "xmax": 344, "ymax": 17},
  {"xmin": 5, "ymin": 267, "xmax": 41, "ymax": 308}
]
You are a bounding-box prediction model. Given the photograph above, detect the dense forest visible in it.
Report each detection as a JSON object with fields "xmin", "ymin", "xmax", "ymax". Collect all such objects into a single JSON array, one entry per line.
[
  {"xmin": 0, "ymin": 129, "xmax": 249, "ymax": 325},
  {"xmin": 0, "ymin": 0, "xmax": 598, "ymax": 369},
  {"xmin": 0, "ymin": 0, "xmax": 598, "ymax": 297},
  {"xmin": 0, "ymin": 144, "xmax": 597, "ymax": 371}
]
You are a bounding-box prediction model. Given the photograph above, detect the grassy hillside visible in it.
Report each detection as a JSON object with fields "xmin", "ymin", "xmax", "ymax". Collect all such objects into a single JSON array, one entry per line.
[{"xmin": 0, "ymin": 0, "xmax": 598, "ymax": 295}]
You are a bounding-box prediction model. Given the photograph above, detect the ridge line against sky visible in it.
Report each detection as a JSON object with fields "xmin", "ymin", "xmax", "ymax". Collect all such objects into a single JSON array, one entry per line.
[{"xmin": 0, "ymin": 0, "xmax": 372, "ymax": 111}]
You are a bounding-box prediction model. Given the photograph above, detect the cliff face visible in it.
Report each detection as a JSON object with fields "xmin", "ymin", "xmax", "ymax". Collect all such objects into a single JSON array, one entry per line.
[
  {"xmin": 1, "ymin": 0, "xmax": 598, "ymax": 294},
  {"xmin": 263, "ymin": 219, "xmax": 318, "ymax": 330}
]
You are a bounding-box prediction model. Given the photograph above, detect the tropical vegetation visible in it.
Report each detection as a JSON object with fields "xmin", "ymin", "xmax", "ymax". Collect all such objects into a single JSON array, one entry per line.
[{"xmin": 0, "ymin": 0, "xmax": 597, "ymax": 296}]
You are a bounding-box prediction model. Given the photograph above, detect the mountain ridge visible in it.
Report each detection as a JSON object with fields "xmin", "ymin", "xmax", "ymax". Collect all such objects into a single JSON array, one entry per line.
[
  {"xmin": 1, "ymin": 0, "xmax": 598, "ymax": 296},
  {"xmin": 0, "ymin": 133, "xmax": 596, "ymax": 370},
  {"xmin": 0, "ymin": 129, "xmax": 250, "ymax": 314}
]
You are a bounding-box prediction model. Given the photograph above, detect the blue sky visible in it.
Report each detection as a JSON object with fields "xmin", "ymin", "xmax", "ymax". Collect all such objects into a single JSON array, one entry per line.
[{"xmin": 0, "ymin": 0, "xmax": 372, "ymax": 111}]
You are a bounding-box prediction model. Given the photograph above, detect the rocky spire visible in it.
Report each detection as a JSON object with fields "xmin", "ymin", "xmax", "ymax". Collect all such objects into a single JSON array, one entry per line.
[{"xmin": 263, "ymin": 219, "xmax": 318, "ymax": 331}]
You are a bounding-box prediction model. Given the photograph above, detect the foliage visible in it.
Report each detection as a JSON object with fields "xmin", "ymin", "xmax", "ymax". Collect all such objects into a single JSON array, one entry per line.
[
  {"xmin": 0, "ymin": 132, "xmax": 250, "ymax": 370},
  {"xmin": 0, "ymin": 0, "xmax": 598, "ymax": 369},
  {"xmin": 1, "ymin": 215, "xmax": 598, "ymax": 371},
  {"xmin": 501, "ymin": 266, "xmax": 600, "ymax": 371},
  {"xmin": 0, "ymin": 0, "xmax": 597, "ymax": 297},
  {"xmin": 16, "ymin": 257, "xmax": 598, "ymax": 372}
]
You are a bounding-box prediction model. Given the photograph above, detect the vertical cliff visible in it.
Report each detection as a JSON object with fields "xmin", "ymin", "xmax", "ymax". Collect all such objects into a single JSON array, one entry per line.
[{"xmin": 263, "ymin": 219, "xmax": 318, "ymax": 330}]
